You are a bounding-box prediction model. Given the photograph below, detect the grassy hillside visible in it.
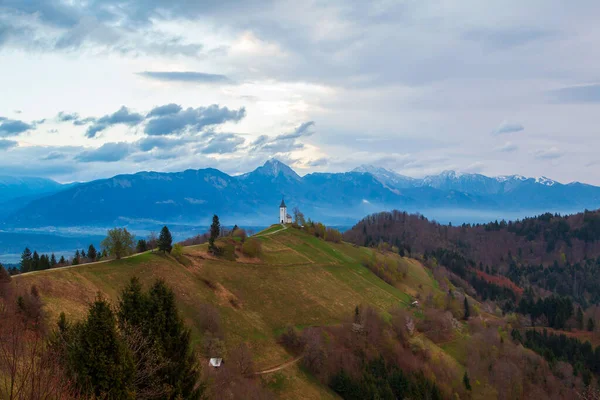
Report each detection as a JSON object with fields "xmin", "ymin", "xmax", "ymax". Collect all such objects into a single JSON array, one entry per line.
[{"xmin": 14, "ymin": 225, "xmax": 449, "ymax": 399}]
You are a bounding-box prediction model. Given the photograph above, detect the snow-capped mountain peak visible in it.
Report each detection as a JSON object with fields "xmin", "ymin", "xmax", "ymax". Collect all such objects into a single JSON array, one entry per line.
[{"xmin": 535, "ymin": 176, "xmax": 556, "ymax": 186}]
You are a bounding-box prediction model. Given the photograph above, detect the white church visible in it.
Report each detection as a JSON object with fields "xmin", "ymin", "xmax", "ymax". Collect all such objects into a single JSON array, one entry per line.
[{"xmin": 279, "ymin": 198, "xmax": 293, "ymax": 224}]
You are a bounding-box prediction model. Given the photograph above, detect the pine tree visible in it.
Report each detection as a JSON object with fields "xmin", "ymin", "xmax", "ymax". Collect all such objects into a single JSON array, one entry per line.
[
  {"xmin": 158, "ymin": 226, "xmax": 173, "ymax": 253},
  {"xmin": 464, "ymin": 297, "xmax": 470, "ymax": 320},
  {"xmin": 59, "ymin": 255, "xmax": 66, "ymax": 265},
  {"xmin": 32, "ymin": 251, "xmax": 40, "ymax": 271},
  {"xmin": 588, "ymin": 317, "xmax": 595, "ymax": 332},
  {"xmin": 88, "ymin": 244, "xmax": 97, "ymax": 261},
  {"xmin": 63, "ymin": 295, "xmax": 135, "ymax": 398},
  {"xmin": 21, "ymin": 247, "xmax": 32, "ymax": 272},
  {"xmin": 50, "ymin": 253, "xmax": 57, "ymax": 266},
  {"xmin": 136, "ymin": 239, "xmax": 148, "ymax": 253},
  {"xmin": 146, "ymin": 280, "xmax": 202, "ymax": 399},
  {"xmin": 117, "ymin": 277, "xmax": 148, "ymax": 329},
  {"xmin": 209, "ymin": 214, "xmax": 220, "ymax": 254},
  {"xmin": 577, "ymin": 307, "xmax": 584, "ymax": 330},
  {"xmin": 463, "ymin": 371, "xmax": 472, "ymax": 391},
  {"xmin": 81, "ymin": 249, "xmax": 86, "ymax": 259}
]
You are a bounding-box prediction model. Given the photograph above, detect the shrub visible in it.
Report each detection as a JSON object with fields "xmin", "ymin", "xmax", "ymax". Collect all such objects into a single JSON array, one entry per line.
[
  {"xmin": 242, "ymin": 238, "xmax": 263, "ymax": 258},
  {"xmin": 325, "ymin": 227, "xmax": 342, "ymax": 243},
  {"xmin": 171, "ymin": 243, "xmax": 184, "ymax": 259}
]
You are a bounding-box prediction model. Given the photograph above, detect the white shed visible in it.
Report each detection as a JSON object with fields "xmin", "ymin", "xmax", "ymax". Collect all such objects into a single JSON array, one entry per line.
[{"xmin": 209, "ymin": 358, "xmax": 223, "ymax": 368}]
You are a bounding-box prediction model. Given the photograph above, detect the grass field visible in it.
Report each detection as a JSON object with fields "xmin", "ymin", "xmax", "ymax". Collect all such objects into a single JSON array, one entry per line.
[{"xmin": 13, "ymin": 226, "xmax": 446, "ymax": 399}]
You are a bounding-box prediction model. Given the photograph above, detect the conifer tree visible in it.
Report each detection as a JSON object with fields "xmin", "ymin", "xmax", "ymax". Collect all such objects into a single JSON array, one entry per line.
[
  {"xmin": 59, "ymin": 255, "xmax": 66, "ymax": 265},
  {"xmin": 32, "ymin": 250, "xmax": 40, "ymax": 271},
  {"xmin": 116, "ymin": 277, "xmax": 203, "ymax": 398},
  {"xmin": 136, "ymin": 239, "xmax": 148, "ymax": 253},
  {"xmin": 117, "ymin": 277, "xmax": 148, "ymax": 329},
  {"xmin": 209, "ymin": 214, "xmax": 220, "ymax": 253},
  {"xmin": 577, "ymin": 306, "xmax": 584, "ymax": 330},
  {"xmin": 464, "ymin": 297, "xmax": 470, "ymax": 320},
  {"xmin": 463, "ymin": 371, "xmax": 471, "ymax": 391},
  {"xmin": 588, "ymin": 317, "xmax": 595, "ymax": 332},
  {"xmin": 88, "ymin": 244, "xmax": 97, "ymax": 261},
  {"xmin": 50, "ymin": 253, "xmax": 57, "ymax": 266},
  {"xmin": 62, "ymin": 295, "xmax": 135, "ymax": 398},
  {"xmin": 146, "ymin": 280, "xmax": 201, "ymax": 399},
  {"xmin": 21, "ymin": 247, "xmax": 32, "ymax": 272},
  {"xmin": 81, "ymin": 249, "xmax": 86, "ymax": 259},
  {"xmin": 158, "ymin": 226, "xmax": 173, "ymax": 253}
]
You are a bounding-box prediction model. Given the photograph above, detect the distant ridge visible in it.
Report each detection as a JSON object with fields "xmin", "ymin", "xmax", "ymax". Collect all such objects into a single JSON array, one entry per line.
[{"xmin": 3, "ymin": 159, "xmax": 600, "ymax": 228}]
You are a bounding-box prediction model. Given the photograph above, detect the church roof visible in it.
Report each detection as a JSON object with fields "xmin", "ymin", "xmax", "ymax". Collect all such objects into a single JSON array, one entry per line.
[{"xmin": 280, "ymin": 198, "xmax": 286, "ymax": 208}]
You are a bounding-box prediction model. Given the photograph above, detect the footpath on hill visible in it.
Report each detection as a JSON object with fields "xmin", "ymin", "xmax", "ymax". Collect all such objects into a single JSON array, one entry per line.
[
  {"xmin": 252, "ymin": 355, "xmax": 303, "ymax": 375},
  {"xmin": 253, "ymin": 223, "xmax": 288, "ymax": 237},
  {"xmin": 14, "ymin": 225, "xmax": 287, "ymax": 278},
  {"xmin": 13, "ymin": 250, "xmax": 151, "ymax": 278}
]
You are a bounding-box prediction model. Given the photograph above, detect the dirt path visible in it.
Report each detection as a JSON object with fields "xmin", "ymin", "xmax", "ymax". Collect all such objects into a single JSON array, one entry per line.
[
  {"xmin": 253, "ymin": 355, "xmax": 303, "ymax": 375},
  {"xmin": 13, "ymin": 250, "xmax": 152, "ymax": 278},
  {"xmin": 253, "ymin": 224, "xmax": 288, "ymax": 238}
]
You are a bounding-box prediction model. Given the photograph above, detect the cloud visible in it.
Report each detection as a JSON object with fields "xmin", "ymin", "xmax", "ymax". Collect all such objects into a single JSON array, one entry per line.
[
  {"xmin": 463, "ymin": 28, "xmax": 555, "ymax": 49},
  {"xmin": 492, "ymin": 121, "xmax": 524, "ymax": 135},
  {"xmin": 57, "ymin": 111, "xmax": 96, "ymax": 126},
  {"xmin": 277, "ymin": 121, "xmax": 316, "ymax": 140},
  {"xmin": 136, "ymin": 136, "xmax": 190, "ymax": 152},
  {"xmin": 144, "ymin": 104, "xmax": 246, "ymax": 136},
  {"xmin": 0, "ymin": 139, "xmax": 18, "ymax": 150},
  {"xmin": 86, "ymin": 106, "xmax": 144, "ymax": 138},
  {"xmin": 147, "ymin": 103, "xmax": 183, "ymax": 118},
  {"xmin": 197, "ymin": 133, "xmax": 245, "ymax": 154},
  {"xmin": 534, "ymin": 147, "xmax": 563, "ymax": 160},
  {"xmin": 251, "ymin": 121, "xmax": 315, "ymax": 153},
  {"xmin": 497, "ymin": 142, "xmax": 518, "ymax": 153},
  {"xmin": 76, "ymin": 142, "xmax": 132, "ymax": 162},
  {"xmin": 57, "ymin": 111, "xmax": 79, "ymax": 122},
  {"xmin": 305, "ymin": 157, "xmax": 328, "ymax": 167},
  {"xmin": 0, "ymin": 119, "xmax": 34, "ymax": 137},
  {"xmin": 42, "ymin": 151, "xmax": 67, "ymax": 161},
  {"xmin": 73, "ymin": 117, "xmax": 96, "ymax": 126},
  {"xmin": 549, "ymin": 84, "xmax": 600, "ymax": 103},
  {"xmin": 137, "ymin": 71, "xmax": 231, "ymax": 84},
  {"xmin": 462, "ymin": 161, "xmax": 485, "ymax": 173}
]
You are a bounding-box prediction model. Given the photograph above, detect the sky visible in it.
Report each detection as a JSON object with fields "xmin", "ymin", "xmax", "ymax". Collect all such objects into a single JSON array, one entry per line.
[{"xmin": 1, "ymin": 1, "xmax": 600, "ymax": 184}]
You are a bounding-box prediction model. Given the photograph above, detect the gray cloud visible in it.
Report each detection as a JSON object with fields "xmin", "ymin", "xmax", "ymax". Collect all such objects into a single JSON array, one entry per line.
[
  {"xmin": 549, "ymin": 84, "xmax": 600, "ymax": 103},
  {"xmin": 492, "ymin": 121, "xmax": 524, "ymax": 135},
  {"xmin": 252, "ymin": 121, "xmax": 315, "ymax": 153},
  {"xmin": 0, "ymin": 119, "xmax": 34, "ymax": 136},
  {"xmin": 147, "ymin": 103, "xmax": 183, "ymax": 118},
  {"xmin": 136, "ymin": 136, "xmax": 190, "ymax": 152},
  {"xmin": 535, "ymin": 147, "xmax": 563, "ymax": 160},
  {"xmin": 76, "ymin": 142, "xmax": 132, "ymax": 162},
  {"xmin": 42, "ymin": 151, "xmax": 68, "ymax": 161},
  {"xmin": 197, "ymin": 133, "xmax": 245, "ymax": 154},
  {"xmin": 306, "ymin": 157, "xmax": 328, "ymax": 167},
  {"xmin": 497, "ymin": 142, "xmax": 518, "ymax": 153},
  {"xmin": 463, "ymin": 28, "xmax": 555, "ymax": 49},
  {"xmin": 0, "ymin": 139, "xmax": 18, "ymax": 150},
  {"xmin": 56, "ymin": 111, "xmax": 95, "ymax": 126},
  {"xmin": 57, "ymin": 111, "xmax": 80, "ymax": 122},
  {"xmin": 137, "ymin": 71, "xmax": 231, "ymax": 84},
  {"xmin": 86, "ymin": 106, "xmax": 144, "ymax": 138},
  {"xmin": 144, "ymin": 104, "xmax": 246, "ymax": 136}
]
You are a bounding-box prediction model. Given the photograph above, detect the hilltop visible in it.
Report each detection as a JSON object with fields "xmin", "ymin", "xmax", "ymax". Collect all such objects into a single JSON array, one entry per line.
[
  {"xmin": 12, "ymin": 226, "xmax": 427, "ymax": 398},
  {"xmin": 6, "ymin": 223, "xmax": 585, "ymax": 399}
]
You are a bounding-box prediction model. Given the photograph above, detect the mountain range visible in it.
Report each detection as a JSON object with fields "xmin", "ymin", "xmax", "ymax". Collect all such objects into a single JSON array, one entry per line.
[{"xmin": 2, "ymin": 159, "xmax": 600, "ymax": 230}]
